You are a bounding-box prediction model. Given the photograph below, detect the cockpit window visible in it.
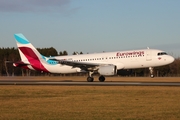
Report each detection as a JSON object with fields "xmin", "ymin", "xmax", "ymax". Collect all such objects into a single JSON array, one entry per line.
[{"xmin": 157, "ymin": 52, "xmax": 168, "ymax": 56}]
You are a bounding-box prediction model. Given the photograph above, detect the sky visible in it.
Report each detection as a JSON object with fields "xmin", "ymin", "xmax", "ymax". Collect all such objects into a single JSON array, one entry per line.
[{"xmin": 0, "ymin": 0, "xmax": 180, "ymax": 57}]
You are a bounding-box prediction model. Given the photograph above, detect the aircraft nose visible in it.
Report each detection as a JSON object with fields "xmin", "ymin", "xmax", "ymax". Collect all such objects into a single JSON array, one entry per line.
[{"xmin": 168, "ymin": 56, "xmax": 175, "ymax": 64}]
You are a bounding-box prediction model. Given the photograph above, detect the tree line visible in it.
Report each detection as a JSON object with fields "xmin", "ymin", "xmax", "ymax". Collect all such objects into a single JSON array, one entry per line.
[{"xmin": 1, "ymin": 47, "xmax": 180, "ymax": 77}]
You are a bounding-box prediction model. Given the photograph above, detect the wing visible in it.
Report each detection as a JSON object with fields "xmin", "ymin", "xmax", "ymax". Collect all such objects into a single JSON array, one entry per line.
[{"xmin": 50, "ymin": 59, "xmax": 107, "ymax": 71}]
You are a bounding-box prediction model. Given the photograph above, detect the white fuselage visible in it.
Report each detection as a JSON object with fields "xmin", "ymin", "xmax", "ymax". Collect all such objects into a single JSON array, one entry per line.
[{"xmin": 35, "ymin": 49, "xmax": 174, "ymax": 74}]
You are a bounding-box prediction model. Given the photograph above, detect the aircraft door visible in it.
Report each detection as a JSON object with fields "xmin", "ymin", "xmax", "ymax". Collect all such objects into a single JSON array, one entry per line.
[{"xmin": 146, "ymin": 50, "xmax": 152, "ymax": 61}]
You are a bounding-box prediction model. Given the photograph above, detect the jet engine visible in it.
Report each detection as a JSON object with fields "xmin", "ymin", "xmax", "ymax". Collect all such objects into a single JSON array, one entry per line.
[{"xmin": 98, "ymin": 65, "xmax": 117, "ymax": 76}]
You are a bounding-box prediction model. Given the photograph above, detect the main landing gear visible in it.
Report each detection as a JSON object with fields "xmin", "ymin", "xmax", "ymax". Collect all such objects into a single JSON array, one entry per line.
[
  {"xmin": 87, "ymin": 71, "xmax": 94, "ymax": 82},
  {"xmin": 87, "ymin": 76, "xmax": 94, "ymax": 82},
  {"xmin": 149, "ymin": 67, "xmax": 154, "ymax": 78},
  {"xmin": 87, "ymin": 72, "xmax": 105, "ymax": 82},
  {"xmin": 99, "ymin": 75, "xmax": 105, "ymax": 82}
]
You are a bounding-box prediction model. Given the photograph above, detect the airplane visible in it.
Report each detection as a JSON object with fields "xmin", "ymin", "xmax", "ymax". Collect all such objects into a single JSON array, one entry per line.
[{"xmin": 13, "ymin": 33, "xmax": 174, "ymax": 82}]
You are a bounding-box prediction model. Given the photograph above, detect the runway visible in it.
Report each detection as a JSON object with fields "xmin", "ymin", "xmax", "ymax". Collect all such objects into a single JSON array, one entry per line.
[{"xmin": 0, "ymin": 80, "xmax": 180, "ymax": 86}]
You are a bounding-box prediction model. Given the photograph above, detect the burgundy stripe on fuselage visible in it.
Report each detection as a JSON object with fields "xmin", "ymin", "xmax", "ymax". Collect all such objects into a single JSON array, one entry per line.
[{"xmin": 19, "ymin": 47, "xmax": 49, "ymax": 72}]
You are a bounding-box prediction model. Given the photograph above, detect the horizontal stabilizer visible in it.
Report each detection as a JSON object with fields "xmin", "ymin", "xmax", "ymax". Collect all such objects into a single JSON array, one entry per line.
[{"xmin": 13, "ymin": 61, "xmax": 30, "ymax": 67}]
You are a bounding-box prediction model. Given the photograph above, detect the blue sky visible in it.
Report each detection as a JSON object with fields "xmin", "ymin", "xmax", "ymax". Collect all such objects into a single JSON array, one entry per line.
[{"xmin": 0, "ymin": 0, "xmax": 180, "ymax": 57}]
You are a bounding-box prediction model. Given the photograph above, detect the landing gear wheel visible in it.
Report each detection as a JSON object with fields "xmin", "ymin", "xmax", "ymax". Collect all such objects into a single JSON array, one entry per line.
[
  {"xmin": 87, "ymin": 71, "xmax": 94, "ymax": 82},
  {"xmin": 150, "ymin": 74, "xmax": 154, "ymax": 78},
  {"xmin": 99, "ymin": 75, "xmax": 105, "ymax": 82},
  {"xmin": 87, "ymin": 77, "xmax": 94, "ymax": 82}
]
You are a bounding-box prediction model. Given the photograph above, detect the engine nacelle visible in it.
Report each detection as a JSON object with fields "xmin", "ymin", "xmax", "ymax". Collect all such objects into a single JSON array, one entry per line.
[{"xmin": 98, "ymin": 65, "xmax": 117, "ymax": 76}]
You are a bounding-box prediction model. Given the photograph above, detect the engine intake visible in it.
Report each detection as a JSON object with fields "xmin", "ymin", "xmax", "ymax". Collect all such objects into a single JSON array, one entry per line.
[{"xmin": 98, "ymin": 65, "xmax": 117, "ymax": 76}]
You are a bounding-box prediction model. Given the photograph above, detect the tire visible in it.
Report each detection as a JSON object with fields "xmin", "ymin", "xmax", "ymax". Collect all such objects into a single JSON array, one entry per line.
[
  {"xmin": 99, "ymin": 75, "xmax": 105, "ymax": 82},
  {"xmin": 150, "ymin": 74, "xmax": 154, "ymax": 78},
  {"xmin": 87, "ymin": 77, "xmax": 94, "ymax": 82}
]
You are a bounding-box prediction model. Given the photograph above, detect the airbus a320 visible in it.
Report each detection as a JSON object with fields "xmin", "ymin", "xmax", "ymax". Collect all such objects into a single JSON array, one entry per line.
[{"xmin": 13, "ymin": 34, "xmax": 174, "ymax": 82}]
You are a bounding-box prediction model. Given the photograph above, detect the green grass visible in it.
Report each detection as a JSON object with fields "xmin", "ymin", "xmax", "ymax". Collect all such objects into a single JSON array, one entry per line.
[{"xmin": 0, "ymin": 86, "xmax": 180, "ymax": 120}]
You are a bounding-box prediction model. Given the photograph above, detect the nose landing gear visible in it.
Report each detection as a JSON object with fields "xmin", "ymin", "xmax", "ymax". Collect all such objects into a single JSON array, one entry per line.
[{"xmin": 149, "ymin": 67, "xmax": 154, "ymax": 78}]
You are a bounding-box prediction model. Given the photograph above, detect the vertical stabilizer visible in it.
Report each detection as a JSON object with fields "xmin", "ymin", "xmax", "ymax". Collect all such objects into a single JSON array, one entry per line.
[
  {"xmin": 14, "ymin": 33, "xmax": 49, "ymax": 72},
  {"xmin": 14, "ymin": 33, "xmax": 42, "ymax": 62}
]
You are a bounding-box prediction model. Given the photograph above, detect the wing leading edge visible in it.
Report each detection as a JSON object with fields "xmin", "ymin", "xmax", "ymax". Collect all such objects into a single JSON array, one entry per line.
[{"xmin": 50, "ymin": 58, "xmax": 110, "ymax": 71}]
